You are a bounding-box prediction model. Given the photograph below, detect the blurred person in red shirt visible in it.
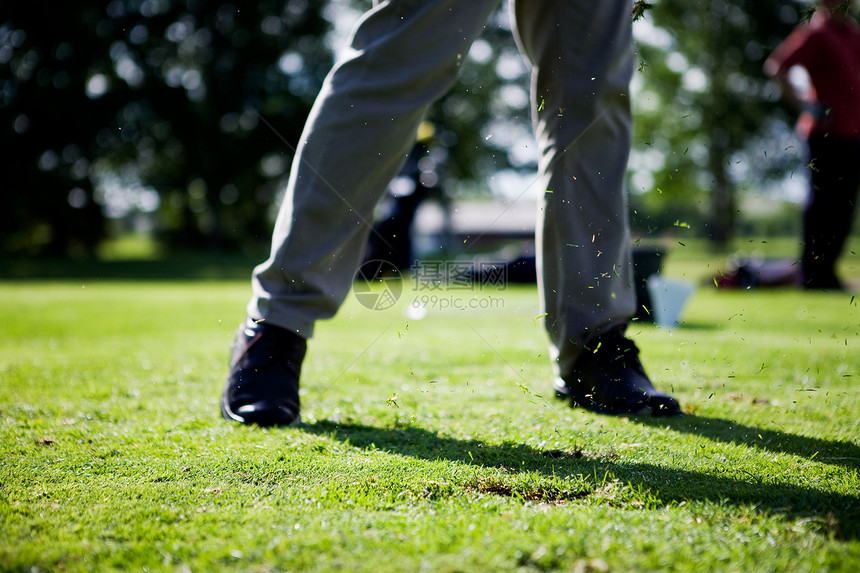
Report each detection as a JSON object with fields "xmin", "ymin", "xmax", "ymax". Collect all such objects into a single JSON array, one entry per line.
[{"xmin": 765, "ymin": 0, "xmax": 860, "ymax": 290}]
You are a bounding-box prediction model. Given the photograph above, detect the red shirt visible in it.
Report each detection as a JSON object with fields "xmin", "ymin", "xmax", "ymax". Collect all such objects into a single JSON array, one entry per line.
[{"xmin": 770, "ymin": 14, "xmax": 860, "ymax": 139}]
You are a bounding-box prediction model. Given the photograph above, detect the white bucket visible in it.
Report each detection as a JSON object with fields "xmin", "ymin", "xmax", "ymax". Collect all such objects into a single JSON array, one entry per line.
[{"xmin": 646, "ymin": 275, "xmax": 695, "ymax": 328}]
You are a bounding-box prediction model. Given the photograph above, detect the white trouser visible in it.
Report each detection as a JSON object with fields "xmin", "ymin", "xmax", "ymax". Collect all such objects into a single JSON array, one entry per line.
[{"xmin": 250, "ymin": 0, "xmax": 636, "ymax": 378}]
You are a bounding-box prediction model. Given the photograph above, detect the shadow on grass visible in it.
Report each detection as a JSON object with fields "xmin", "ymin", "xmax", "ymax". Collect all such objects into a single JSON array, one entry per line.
[
  {"xmin": 629, "ymin": 414, "xmax": 860, "ymax": 470},
  {"xmin": 301, "ymin": 420, "xmax": 859, "ymax": 540}
]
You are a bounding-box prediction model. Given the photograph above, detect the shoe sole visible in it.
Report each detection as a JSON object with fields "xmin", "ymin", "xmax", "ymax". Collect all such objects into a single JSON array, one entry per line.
[
  {"xmin": 554, "ymin": 381, "xmax": 679, "ymax": 417},
  {"xmin": 220, "ymin": 395, "xmax": 302, "ymax": 427}
]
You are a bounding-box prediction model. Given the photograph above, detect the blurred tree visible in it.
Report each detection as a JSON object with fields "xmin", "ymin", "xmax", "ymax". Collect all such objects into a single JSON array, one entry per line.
[
  {"xmin": 1, "ymin": 3, "xmax": 111, "ymax": 256},
  {"xmin": 1, "ymin": 0, "xmax": 331, "ymax": 256},
  {"xmin": 630, "ymin": 0, "xmax": 811, "ymax": 248},
  {"xmin": 1, "ymin": 1, "xmax": 824, "ymax": 258}
]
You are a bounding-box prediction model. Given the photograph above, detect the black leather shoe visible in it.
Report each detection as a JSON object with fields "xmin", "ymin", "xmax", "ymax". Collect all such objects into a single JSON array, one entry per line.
[
  {"xmin": 554, "ymin": 326, "xmax": 682, "ymax": 417},
  {"xmin": 221, "ymin": 318, "xmax": 307, "ymax": 426}
]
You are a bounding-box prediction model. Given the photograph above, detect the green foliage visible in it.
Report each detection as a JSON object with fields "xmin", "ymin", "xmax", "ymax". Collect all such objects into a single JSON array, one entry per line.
[
  {"xmin": 2, "ymin": 1, "xmax": 856, "ymax": 257},
  {"xmin": 1, "ymin": 244, "xmax": 859, "ymax": 570},
  {"xmin": 631, "ymin": 0, "xmax": 811, "ymax": 243},
  {"xmin": 0, "ymin": 0, "xmax": 332, "ymax": 256}
]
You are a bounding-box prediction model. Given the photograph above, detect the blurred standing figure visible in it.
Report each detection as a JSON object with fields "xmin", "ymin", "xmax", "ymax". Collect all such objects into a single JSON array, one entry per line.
[
  {"xmin": 221, "ymin": 0, "xmax": 682, "ymax": 427},
  {"xmin": 765, "ymin": 0, "xmax": 860, "ymax": 290},
  {"xmin": 362, "ymin": 137, "xmax": 444, "ymax": 274}
]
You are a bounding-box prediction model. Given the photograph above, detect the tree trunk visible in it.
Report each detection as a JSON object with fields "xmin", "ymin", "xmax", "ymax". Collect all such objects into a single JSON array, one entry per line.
[{"xmin": 707, "ymin": 138, "xmax": 735, "ymax": 251}]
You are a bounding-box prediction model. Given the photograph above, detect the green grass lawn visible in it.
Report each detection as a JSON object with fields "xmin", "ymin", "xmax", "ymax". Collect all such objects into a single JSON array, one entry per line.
[{"xmin": 1, "ymin": 244, "xmax": 859, "ymax": 572}]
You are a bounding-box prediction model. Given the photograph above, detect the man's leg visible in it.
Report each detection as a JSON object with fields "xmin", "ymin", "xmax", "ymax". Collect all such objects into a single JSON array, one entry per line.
[
  {"xmin": 224, "ymin": 0, "xmax": 499, "ymax": 426},
  {"xmin": 512, "ymin": 0, "xmax": 680, "ymax": 415},
  {"xmin": 249, "ymin": 0, "xmax": 500, "ymax": 339},
  {"xmin": 802, "ymin": 137, "xmax": 860, "ymax": 289},
  {"xmin": 513, "ymin": 0, "xmax": 636, "ymax": 376}
]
